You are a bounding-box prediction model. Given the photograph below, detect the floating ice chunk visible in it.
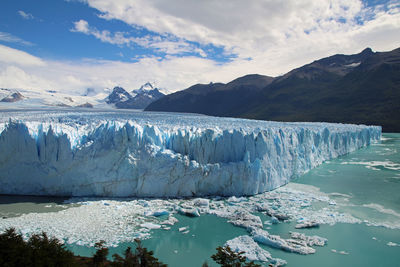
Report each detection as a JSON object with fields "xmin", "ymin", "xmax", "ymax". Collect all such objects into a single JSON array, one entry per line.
[
  {"xmin": 289, "ymin": 232, "xmax": 327, "ymax": 246},
  {"xmin": 225, "ymin": 235, "xmax": 286, "ymax": 266},
  {"xmin": 295, "ymin": 221, "xmax": 320, "ymax": 229},
  {"xmin": 192, "ymin": 198, "xmax": 210, "ymax": 208},
  {"xmin": 331, "ymin": 249, "xmax": 349, "ymax": 255},
  {"xmin": 160, "ymin": 216, "xmax": 178, "ymax": 225},
  {"xmin": 151, "ymin": 210, "xmax": 170, "ymax": 217},
  {"xmin": 252, "ymin": 229, "xmax": 316, "ymax": 255},
  {"xmin": 178, "ymin": 226, "xmax": 188, "ymax": 232},
  {"xmin": 225, "ymin": 210, "xmax": 263, "ymax": 230},
  {"xmin": 270, "ymin": 217, "xmax": 279, "ymax": 224},
  {"xmin": 177, "ymin": 207, "xmax": 200, "ymax": 217},
  {"xmin": 387, "ymin": 242, "xmax": 399, "ymax": 247},
  {"xmin": 256, "ymin": 204, "xmax": 290, "ymax": 221},
  {"xmin": 140, "ymin": 223, "xmax": 161, "ymax": 230}
]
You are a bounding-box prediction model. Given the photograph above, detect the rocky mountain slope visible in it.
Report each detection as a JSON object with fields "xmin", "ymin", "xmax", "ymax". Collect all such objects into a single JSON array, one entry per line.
[{"xmin": 146, "ymin": 47, "xmax": 400, "ymax": 132}]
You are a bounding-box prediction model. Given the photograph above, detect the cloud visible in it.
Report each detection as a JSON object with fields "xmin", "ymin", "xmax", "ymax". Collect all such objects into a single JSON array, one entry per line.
[
  {"xmin": 0, "ymin": 66, "xmax": 53, "ymax": 90},
  {"xmin": 0, "ymin": 32, "xmax": 33, "ymax": 46},
  {"xmin": 0, "ymin": 44, "xmax": 248, "ymax": 93},
  {"xmin": 81, "ymin": 0, "xmax": 400, "ymax": 74},
  {"xmin": 72, "ymin": 19, "xmax": 90, "ymax": 34},
  {"xmin": 17, "ymin": 10, "xmax": 34, "ymax": 20},
  {"xmin": 71, "ymin": 19, "xmax": 207, "ymax": 56},
  {"xmin": 0, "ymin": 44, "xmax": 45, "ymax": 67},
  {"xmin": 0, "ymin": 1, "xmax": 399, "ymax": 95}
]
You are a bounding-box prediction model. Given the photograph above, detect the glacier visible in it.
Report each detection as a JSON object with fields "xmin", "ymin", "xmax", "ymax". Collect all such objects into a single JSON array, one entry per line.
[{"xmin": 0, "ymin": 110, "xmax": 381, "ymax": 197}]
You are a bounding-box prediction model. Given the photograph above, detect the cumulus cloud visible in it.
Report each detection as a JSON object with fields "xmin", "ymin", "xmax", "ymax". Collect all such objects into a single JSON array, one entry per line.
[
  {"xmin": 72, "ymin": 19, "xmax": 90, "ymax": 34},
  {"xmin": 82, "ymin": 0, "xmax": 400, "ymax": 75},
  {"xmin": 17, "ymin": 10, "xmax": 34, "ymax": 20},
  {"xmin": 71, "ymin": 19, "xmax": 207, "ymax": 56},
  {"xmin": 1, "ymin": 1, "xmax": 399, "ymax": 94}
]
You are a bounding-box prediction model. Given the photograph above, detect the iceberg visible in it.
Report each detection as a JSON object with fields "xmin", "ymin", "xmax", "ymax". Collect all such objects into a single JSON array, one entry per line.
[
  {"xmin": 251, "ymin": 229, "xmax": 327, "ymax": 255},
  {"xmin": 225, "ymin": 235, "xmax": 287, "ymax": 266},
  {"xmin": 0, "ymin": 110, "xmax": 381, "ymax": 197}
]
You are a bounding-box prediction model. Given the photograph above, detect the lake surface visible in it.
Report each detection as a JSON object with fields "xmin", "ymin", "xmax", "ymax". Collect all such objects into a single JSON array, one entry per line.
[{"xmin": 0, "ymin": 133, "xmax": 399, "ymax": 266}]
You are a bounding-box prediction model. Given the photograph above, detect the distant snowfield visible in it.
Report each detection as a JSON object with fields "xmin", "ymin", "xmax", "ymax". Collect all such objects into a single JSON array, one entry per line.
[
  {"xmin": 0, "ymin": 87, "xmax": 110, "ymax": 109},
  {"xmin": 0, "ymin": 109, "xmax": 381, "ymax": 197},
  {"xmin": 0, "ymin": 82, "xmax": 165, "ymax": 109}
]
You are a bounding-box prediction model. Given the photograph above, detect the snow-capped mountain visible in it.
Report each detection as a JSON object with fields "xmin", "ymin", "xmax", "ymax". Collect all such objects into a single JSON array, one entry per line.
[
  {"xmin": 132, "ymin": 82, "xmax": 155, "ymax": 95},
  {"xmin": 105, "ymin": 86, "xmax": 132, "ymax": 104},
  {"xmin": 0, "ymin": 89, "xmax": 24, "ymax": 103},
  {"xmin": 106, "ymin": 83, "xmax": 165, "ymax": 109},
  {"xmin": 0, "ymin": 82, "xmax": 165, "ymax": 109}
]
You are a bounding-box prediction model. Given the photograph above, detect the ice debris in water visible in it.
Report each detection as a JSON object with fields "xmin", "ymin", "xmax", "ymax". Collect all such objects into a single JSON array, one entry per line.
[
  {"xmin": 225, "ymin": 235, "xmax": 287, "ymax": 266},
  {"xmin": 176, "ymin": 206, "xmax": 200, "ymax": 217},
  {"xmin": 295, "ymin": 221, "xmax": 320, "ymax": 229},
  {"xmin": 387, "ymin": 242, "xmax": 400, "ymax": 247},
  {"xmin": 1, "ymin": 180, "xmax": 398, "ymax": 265},
  {"xmin": 331, "ymin": 249, "xmax": 350, "ymax": 255},
  {"xmin": 252, "ymin": 229, "xmax": 319, "ymax": 255},
  {"xmin": 289, "ymin": 232, "xmax": 327, "ymax": 247},
  {"xmin": 0, "ymin": 182, "xmax": 373, "ymax": 249},
  {"xmin": 0, "ymin": 197, "xmax": 180, "ymax": 247},
  {"xmin": 0, "ymin": 110, "xmax": 380, "ymax": 197}
]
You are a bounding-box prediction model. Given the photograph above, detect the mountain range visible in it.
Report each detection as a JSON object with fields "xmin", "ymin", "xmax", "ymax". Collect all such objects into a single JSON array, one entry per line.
[
  {"xmin": 0, "ymin": 82, "xmax": 164, "ymax": 110},
  {"xmin": 106, "ymin": 83, "xmax": 165, "ymax": 109},
  {"xmin": 146, "ymin": 47, "xmax": 400, "ymax": 132}
]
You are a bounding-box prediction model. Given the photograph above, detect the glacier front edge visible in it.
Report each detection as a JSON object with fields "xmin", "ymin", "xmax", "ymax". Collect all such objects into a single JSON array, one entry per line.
[{"xmin": 0, "ymin": 110, "xmax": 381, "ymax": 197}]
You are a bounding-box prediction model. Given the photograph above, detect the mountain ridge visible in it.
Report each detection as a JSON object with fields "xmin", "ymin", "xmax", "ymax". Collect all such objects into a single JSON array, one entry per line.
[
  {"xmin": 106, "ymin": 83, "xmax": 165, "ymax": 109},
  {"xmin": 146, "ymin": 47, "xmax": 400, "ymax": 132}
]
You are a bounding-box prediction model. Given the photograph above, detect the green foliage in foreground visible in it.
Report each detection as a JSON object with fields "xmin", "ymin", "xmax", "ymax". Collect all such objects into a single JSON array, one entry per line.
[
  {"xmin": 211, "ymin": 246, "xmax": 261, "ymax": 267},
  {"xmin": 0, "ymin": 228, "xmax": 265, "ymax": 267},
  {"xmin": 0, "ymin": 228, "xmax": 76, "ymax": 267}
]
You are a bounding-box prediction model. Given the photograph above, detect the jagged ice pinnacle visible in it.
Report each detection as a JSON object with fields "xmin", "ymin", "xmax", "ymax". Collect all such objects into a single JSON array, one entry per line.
[{"xmin": 0, "ymin": 110, "xmax": 381, "ymax": 197}]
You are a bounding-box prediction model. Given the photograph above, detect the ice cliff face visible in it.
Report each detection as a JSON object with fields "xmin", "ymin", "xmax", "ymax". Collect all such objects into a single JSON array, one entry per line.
[{"xmin": 0, "ymin": 110, "xmax": 381, "ymax": 197}]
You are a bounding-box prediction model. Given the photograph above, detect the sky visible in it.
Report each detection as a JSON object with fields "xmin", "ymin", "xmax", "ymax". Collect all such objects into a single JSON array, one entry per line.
[{"xmin": 0, "ymin": 0, "xmax": 399, "ymax": 94}]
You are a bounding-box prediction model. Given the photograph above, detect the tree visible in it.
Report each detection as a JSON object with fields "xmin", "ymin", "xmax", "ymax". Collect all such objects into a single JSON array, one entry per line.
[
  {"xmin": 110, "ymin": 239, "xmax": 167, "ymax": 267},
  {"xmin": 0, "ymin": 228, "xmax": 76, "ymax": 267},
  {"xmin": 93, "ymin": 240, "xmax": 109, "ymax": 267},
  {"xmin": 211, "ymin": 246, "xmax": 261, "ymax": 267}
]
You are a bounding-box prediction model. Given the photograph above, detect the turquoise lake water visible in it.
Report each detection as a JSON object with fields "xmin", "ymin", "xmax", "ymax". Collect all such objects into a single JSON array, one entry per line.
[{"xmin": 1, "ymin": 133, "xmax": 400, "ymax": 266}]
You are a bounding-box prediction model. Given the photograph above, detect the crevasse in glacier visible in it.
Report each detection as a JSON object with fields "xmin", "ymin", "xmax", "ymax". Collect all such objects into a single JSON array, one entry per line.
[{"xmin": 0, "ymin": 110, "xmax": 381, "ymax": 197}]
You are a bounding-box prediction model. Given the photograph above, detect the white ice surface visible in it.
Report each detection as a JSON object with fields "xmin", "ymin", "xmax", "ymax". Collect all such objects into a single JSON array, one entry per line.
[
  {"xmin": 225, "ymin": 235, "xmax": 286, "ymax": 266},
  {"xmin": 0, "ymin": 182, "xmax": 398, "ymax": 253},
  {"xmin": 0, "ymin": 110, "xmax": 381, "ymax": 197}
]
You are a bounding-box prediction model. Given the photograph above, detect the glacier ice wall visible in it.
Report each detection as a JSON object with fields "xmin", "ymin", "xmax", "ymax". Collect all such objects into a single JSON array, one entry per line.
[{"xmin": 0, "ymin": 110, "xmax": 381, "ymax": 197}]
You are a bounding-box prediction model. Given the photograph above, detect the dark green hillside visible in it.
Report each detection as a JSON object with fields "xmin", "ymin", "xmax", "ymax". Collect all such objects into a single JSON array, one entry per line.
[
  {"xmin": 146, "ymin": 48, "xmax": 400, "ymax": 132},
  {"xmin": 145, "ymin": 74, "xmax": 274, "ymax": 116},
  {"xmin": 243, "ymin": 48, "xmax": 400, "ymax": 132}
]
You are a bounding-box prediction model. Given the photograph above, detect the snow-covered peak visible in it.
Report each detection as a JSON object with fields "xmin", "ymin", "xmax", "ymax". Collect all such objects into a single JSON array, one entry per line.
[
  {"xmin": 106, "ymin": 86, "xmax": 132, "ymax": 104},
  {"xmin": 133, "ymin": 82, "xmax": 157, "ymax": 95},
  {"xmin": 140, "ymin": 82, "xmax": 154, "ymax": 91}
]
